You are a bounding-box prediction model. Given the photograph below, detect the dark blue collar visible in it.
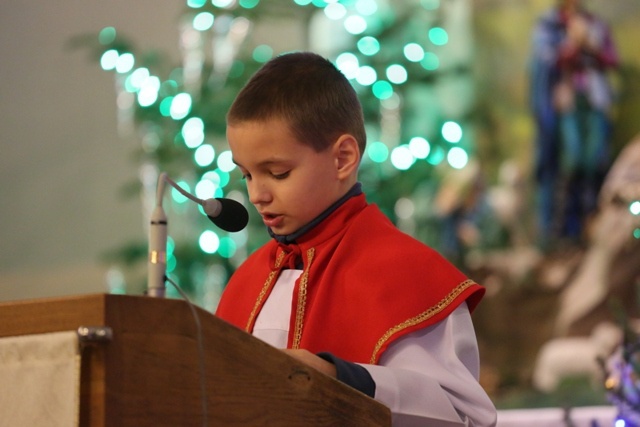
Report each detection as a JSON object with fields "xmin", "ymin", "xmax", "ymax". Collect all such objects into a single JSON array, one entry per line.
[{"xmin": 268, "ymin": 183, "xmax": 363, "ymax": 244}]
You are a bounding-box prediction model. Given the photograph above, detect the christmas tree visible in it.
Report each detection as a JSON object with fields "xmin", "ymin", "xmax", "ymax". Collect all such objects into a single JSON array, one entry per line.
[{"xmin": 74, "ymin": 0, "xmax": 478, "ymax": 310}]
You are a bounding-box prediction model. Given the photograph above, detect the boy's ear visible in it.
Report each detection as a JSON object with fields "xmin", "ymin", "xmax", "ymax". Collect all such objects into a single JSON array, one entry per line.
[{"xmin": 333, "ymin": 134, "xmax": 360, "ymax": 180}]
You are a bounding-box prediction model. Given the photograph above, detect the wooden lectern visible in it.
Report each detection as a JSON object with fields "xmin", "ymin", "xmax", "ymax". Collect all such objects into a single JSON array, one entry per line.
[{"xmin": 0, "ymin": 294, "xmax": 391, "ymax": 426}]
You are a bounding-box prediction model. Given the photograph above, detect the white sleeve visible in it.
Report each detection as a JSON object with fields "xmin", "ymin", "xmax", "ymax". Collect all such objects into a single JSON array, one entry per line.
[{"xmin": 360, "ymin": 302, "xmax": 497, "ymax": 427}]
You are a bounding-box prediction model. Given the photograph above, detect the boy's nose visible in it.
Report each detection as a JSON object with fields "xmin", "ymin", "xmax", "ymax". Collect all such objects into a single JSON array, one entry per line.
[{"xmin": 248, "ymin": 181, "xmax": 272, "ymax": 205}]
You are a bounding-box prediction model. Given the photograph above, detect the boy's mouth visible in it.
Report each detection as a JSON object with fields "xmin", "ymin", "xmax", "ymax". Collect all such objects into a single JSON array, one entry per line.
[{"xmin": 261, "ymin": 212, "xmax": 283, "ymax": 228}]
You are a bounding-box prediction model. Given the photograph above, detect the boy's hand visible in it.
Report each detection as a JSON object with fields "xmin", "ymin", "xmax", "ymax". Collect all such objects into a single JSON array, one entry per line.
[{"xmin": 284, "ymin": 349, "xmax": 337, "ymax": 378}]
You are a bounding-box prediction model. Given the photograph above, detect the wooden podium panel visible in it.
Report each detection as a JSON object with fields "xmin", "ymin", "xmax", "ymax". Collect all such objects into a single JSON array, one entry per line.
[{"xmin": 0, "ymin": 294, "xmax": 391, "ymax": 427}]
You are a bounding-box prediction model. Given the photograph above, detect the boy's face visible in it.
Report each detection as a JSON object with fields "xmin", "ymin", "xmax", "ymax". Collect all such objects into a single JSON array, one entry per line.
[{"xmin": 227, "ymin": 118, "xmax": 351, "ymax": 235}]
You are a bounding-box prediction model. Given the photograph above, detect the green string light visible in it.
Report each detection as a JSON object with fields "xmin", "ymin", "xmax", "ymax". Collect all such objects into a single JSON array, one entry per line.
[
  {"xmin": 428, "ymin": 27, "xmax": 448, "ymax": 46},
  {"xmin": 367, "ymin": 141, "xmax": 389, "ymax": 163},
  {"xmin": 186, "ymin": 0, "xmax": 207, "ymax": 8},
  {"xmin": 371, "ymin": 80, "xmax": 393, "ymax": 100},
  {"xmin": 357, "ymin": 36, "xmax": 380, "ymax": 56},
  {"xmin": 239, "ymin": 0, "xmax": 260, "ymax": 8},
  {"xmin": 253, "ymin": 45, "xmax": 274, "ymax": 63},
  {"xmin": 98, "ymin": 27, "xmax": 116, "ymax": 45}
]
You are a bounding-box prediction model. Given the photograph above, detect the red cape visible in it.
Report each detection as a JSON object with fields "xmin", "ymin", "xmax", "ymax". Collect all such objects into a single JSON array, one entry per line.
[{"xmin": 216, "ymin": 194, "xmax": 484, "ymax": 364}]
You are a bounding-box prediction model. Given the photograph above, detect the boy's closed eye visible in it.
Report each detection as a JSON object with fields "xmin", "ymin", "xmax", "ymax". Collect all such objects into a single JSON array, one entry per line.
[
  {"xmin": 271, "ymin": 171, "xmax": 290, "ymax": 180},
  {"xmin": 239, "ymin": 170, "xmax": 290, "ymax": 181}
]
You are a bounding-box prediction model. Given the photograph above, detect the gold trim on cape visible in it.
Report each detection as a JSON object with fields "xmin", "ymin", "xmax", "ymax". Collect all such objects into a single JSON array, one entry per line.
[
  {"xmin": 291, "ymin": 248, "xmax": 315, "ymax": 349},
  {"xmin": 370, "ymin": 279, "xmax": 476, "ymax": 363}
]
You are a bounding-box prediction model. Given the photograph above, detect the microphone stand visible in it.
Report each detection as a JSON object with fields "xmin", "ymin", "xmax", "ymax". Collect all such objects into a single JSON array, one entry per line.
[
  {"xmin": 147, "ymin": 173, "xmax": 169, "ymax": 298},
  {"xmin": 146, "ymin": 172, "xmax": 249, "ymax": 297}
]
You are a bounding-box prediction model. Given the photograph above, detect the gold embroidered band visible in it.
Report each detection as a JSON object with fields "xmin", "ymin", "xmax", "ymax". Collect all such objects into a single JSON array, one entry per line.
[
  {"xmin": 291, "ymin": 248, "xmax": 315, "ymax": 349},
  {"xmin": 369, "ymin": 279, "xmax": 476, "ymax": 363}
]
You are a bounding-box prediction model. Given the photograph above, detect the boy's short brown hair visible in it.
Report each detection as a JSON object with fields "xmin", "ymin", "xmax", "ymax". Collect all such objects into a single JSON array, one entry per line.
[{"xmin": 227, "ymin": 51, "xmax": 366, "ymax": 155}]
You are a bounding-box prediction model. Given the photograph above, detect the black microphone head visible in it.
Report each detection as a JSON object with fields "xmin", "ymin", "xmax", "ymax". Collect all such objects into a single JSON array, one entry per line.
[{"xmin": 207, "ymin": 197, "xmax": 249, "ymax": 232}]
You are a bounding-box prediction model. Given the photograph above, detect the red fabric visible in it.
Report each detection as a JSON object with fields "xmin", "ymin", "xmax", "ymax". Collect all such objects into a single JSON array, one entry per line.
[{"xmin": 216, "ymin": 194, "xmax": 485, "ymax": 364}]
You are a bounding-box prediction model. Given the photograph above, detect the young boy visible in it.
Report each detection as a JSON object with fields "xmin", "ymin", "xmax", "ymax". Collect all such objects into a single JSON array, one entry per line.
[{"xmin": 215, "ymin": 51, "xmax": 497, "ymax": 426}]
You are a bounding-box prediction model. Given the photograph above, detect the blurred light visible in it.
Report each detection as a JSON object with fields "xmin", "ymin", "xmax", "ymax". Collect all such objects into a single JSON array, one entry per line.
[
  {"xmin": 442, "ymin": 121, "xmax": 463, "ymax": 143},
  {"xmin": 634, "ymin": 228, "xmax": 640, "ymax": 239},
  {"xmin": 447, "ymin": 147, "xmax": 469, "ymax": 169},
  {"xmin": 429, "ymin": 27, "xmax": 449, "ymax": 46},
  {"xmin": 239, "ymin": 0, "xmax": 260, "ymax": 8},
  {"xmin": 98, "ymin": 27, "xmax": 116, "ymax": 45},
  {"xmin": 193, "ymin": 12, "xmax": 214, "ymax": 31},
  {"xmin": 335, "ymin": 52, "xmax": 359, "ymax": 79},
  {"xmin": 420, "ymin": 52, "xmax": 440, "ymax": 70},
  {"xmin": 195, "ymin": 144, "xmax": 215, "ymax": 166},
  {"xmin": 115, "ymin": 53, "xmax": 135, "ymax": 74},
  {"xmin": 187, "ymin": 0, "xmax": 207, "ymax": 7},
  {"xmin": 137, "ymin": 76, "xmax": 161, "ymax": 107},
  {"xmin": 172, "ymin": 181, "xmax": 191, "ymax": 203},
  {"xmin": 427, "ymin": 146, "xmax": 445, "ymax": 165},
  {"xmin": 195, "ymin": 178, "xmax": 218, "ymax": 199},
  {"xmin": 355, "ymin": 0, "xmax": 378, "ymax": 15},
  {"xmin": 137, "ymin": 90, "xmax": 157, "ymax": 107},
  {"xmin": 199, "ymin": 230, "xmax": 220, "ymax": 254},
  {"xmin": 182, "ymin": 117, "xmax": 205, "ymax": 148},
  {"xmin": 159, "ymin": 97, "xmax": 173, "ymax": 116},
  {"xmin": 357, "ymin": 36, "xmax": 380, "ymax": 56},
  {"xmin": 170, "ymin": 93, "xmax": 192, "ymax": 120},
  {"xmin": 202, "ymin": 170, "xmax": 222, "ymax": 185},
  {"xmin": 166, "ymin": 253, "xmax": 177, "ymax": 273},
  {"xmin": 390, "ymin": 145, "xmax": 415, "ymax": 170},
  {"xmin": 324, "ymin": 2, "xmax": 347, "ymax": 19},
  {"xmin": 105, "ymin": 267, "xmax": 126, "ymax": 294},
  {"xmin": 367, "ymin": 141, "xmax": 389, "ymax": 163},
  {"xmin": 127, "ymin": 67, "xmax": 151, "ymax": 92},
  {"xmin": 100, "ymin": 49, "xmax": 119, "ymax": 70},
  {"xmin": 211, "ymin": 0, "xmax": 234, "ymax": 7},
  {"xmin": 356, "ymin": 66, "xmax": 377, "ymax": 86},
  {"xmin": 215, "ymin": 169, "xmax": 231, "ymax": 188},
  {"xmin": 409, "ymin": 137, "xmax": 430, "ymax": 159},
  {"xmin": 404, "ymin": 43, "xmax": 424, "ymax": 62},
  {"xmin": 372, "ymin": 80, "xmax": 393, "ymax": 100},
  {"xmin": 293, "ymin": 0, "xmax": 313, "ymax": 5},
  {"xmin": 344, "ymin": 15, "xmax": 367, "ymax": 34},
  {"xmin": 615, "ymin": 419, "xmax": 626, "ymax": 427},
  {"xmin": 386, "ymin": 64, "xmax": 408, "ymax": 84},
  {"xmin": 630, "ymin": 201, "xmax": 640, "ymax": 215},
  {"xmin": 217, "ymin": 150, "xmax": 236, "ymax": 172},
  {"xmin": 253, "ymin": 45, "xmax": 273, "ymax": 63},
  {"xmin": 395, "ymin": 197, "xmax": 415, "ymax": 219},
  {"xmin": 311, "ymin": 0, "xmax": 326, "ymax": 7},
  {"xmin": 218, "ymin": 237, "xmax": 237, "ymax": 258},
  {"xmin": 167, "ymin": 236, "xmax": 175, "ymax": 257}
]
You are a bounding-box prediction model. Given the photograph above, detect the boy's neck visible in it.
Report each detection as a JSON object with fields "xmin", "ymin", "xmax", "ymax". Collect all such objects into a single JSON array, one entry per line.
[{"xmin": 269, "ymin": 183, "xmax": 363, "ymax": 244}]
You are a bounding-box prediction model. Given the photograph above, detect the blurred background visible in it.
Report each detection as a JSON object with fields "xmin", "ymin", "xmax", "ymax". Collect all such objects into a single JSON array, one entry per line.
[{"xmin": 2, "ymin": 0, "xmax": 640, "ymax": 415}]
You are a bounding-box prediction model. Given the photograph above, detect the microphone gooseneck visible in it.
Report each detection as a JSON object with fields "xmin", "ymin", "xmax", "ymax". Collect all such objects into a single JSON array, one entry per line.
[
  {"xmin": 163, "ymin": 174, "xmax": 249, "ymax": 232},
  {"xmin": 147, "ymin": 172, "xmax": 250, "ymax": 298}
]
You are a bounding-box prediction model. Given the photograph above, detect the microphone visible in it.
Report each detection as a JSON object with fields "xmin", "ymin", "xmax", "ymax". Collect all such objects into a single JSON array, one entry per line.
[
  {"xmin": 202, "ymin": 197, "xmax": 249, "ymax": 233},
  {"xmin": 147, "ymin": 172, "xmax": 249, "ymax": 297}
]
